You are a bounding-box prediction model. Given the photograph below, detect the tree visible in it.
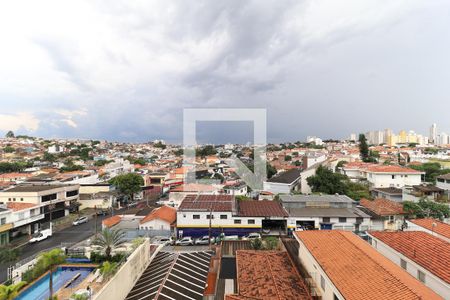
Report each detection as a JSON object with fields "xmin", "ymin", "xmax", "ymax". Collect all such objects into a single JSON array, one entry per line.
[
  {"xmin": 403, "ymin": 199, "xmax": 450, "ymax": 220},
  {"xmin": 335, "ymin": 160, "xmax": 347, "ymax": 172},
  {"xmin": 0, "ymin": 248, "xmax": 21, "ymax": 264},
  {"xmin": 196, "ymin": 145, "xmax": 217, "ymax": 157},
  {"xmin": 109, "ymin": 173, "xmax": 144, "ymax": 201},
  {"xmin": 43, "ymin": 152, "xmax": 56, "ymax": 162},
  {"xmin": 5, "ymin": 131, "xmax": 14, "ymax": 139},
  {"xmin": 0, "ymin": 281, "xmax": 27, "ymax": 300},
  {"xmin": 409, "ymin": 162, "xmax": 450, "ymax": 183},
  {"xmin": 306, "ymin": 165, "xmax": 370, "ymax": 200},
  {"xmin": 100, "ymin": 261, "xmax": 118, "ymax": 279},
  {"xmin": 358, "ymin": 134, "xmax": 369, "ymax": 162},
  {"xmin": 38, "ymin": 249, "xmax": 66, "ymax": 299},
  {"xmin": 3, "ymin": 146, "xmax": 15, "ymax": 153},
  {"xmin": 284, "ymin": 155, "xmax": 292, "ymax": 161},
  {"xmin": 250, "ymin": 238, "xmax": 263, "ymax": 250},
  {"xmin": 92, "ymin": 228, "xmax": 126, "ymax": 259},
  {"xmin": 307, "ymin": 166, "xmax": 348, "ymax": 195}
]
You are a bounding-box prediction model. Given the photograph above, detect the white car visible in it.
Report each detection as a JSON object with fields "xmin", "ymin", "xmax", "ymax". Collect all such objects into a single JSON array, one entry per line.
[
  {"xmin": 29, "ymin": 229, "xmax": 52, "ymax": 243},
  {"xmin": 195, "ymin": 236, "xmax": 215, "ymax": 245},
  {"xmin": 175, "ymin": 237, "xmax": 194, "ymax": 246},
  {"xmin": 154, "ymin": 236, "xmax": 174, "ymax": 246},
  {"xmin": 72, "ymin": 216, "xmax": 89, "ymax": 226},
  {"xmin": 244, "ymin": 232, "xmax": 261, "ymax": 240}
]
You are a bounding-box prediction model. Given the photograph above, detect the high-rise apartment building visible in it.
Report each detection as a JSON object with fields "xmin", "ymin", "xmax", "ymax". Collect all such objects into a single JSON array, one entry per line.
[{"xmin": 430, "ymin": 123, "xmax": 437, "ymax": 144}]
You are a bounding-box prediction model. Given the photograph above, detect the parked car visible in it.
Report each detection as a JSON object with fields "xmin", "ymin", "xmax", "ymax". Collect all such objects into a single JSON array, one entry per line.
[
  {"xmin": 127, "ymin": 202, "xmax": 138, "ymax": 208},
  {"xmin": 29, "ymin": 229, "xmax": 52, "ymax": 243},
  {"xmin": 96, "ymin": 209, "xmax": 109, "ymax": 216},
  {"xmin": 153, "ymin": 236, "xmax": 174, "ymax": 246},
  {"xmin": 175, "ymin": 237, "xmax": 194, "ymax": 246},
  {"xmin": 72, "ymin": 216, "xmax": 89, "ymax": 226},
  {"xmin": 243, "ymin": 232, "xmax": 261, "ymax": 240},
  {"xmin": 195, "ymin": 235, "xmax": 215, "ymax": 245}
]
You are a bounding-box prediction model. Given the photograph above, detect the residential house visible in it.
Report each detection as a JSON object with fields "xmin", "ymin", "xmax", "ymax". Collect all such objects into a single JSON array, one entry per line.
[
  {"xmin": 368, "ymin": 231, "xmax": 449, "ymax": 299},
  {"xmin": 0, "ymin": 184, "xmax": 80, "ymax": 222},
  {"xmin": 436, "ymin": 173, "xmax": 450, "ymax": 192},
  {"xmin": 78, "ymin": 183, "xmax": 117, "ymax": 209},
  {"xmin": 263, "ymin": 168, "xmax": 301, "ymax": 194},
  {"xmin": 0, "ymin": 206, "xmax": 12, "ymax": 246},
  {"xmin": 280, "ymin": 194, "xmax": 371, "ymax": 232},
  {"xmin": 359, "ymin": 198, "xmax": 404, "ymax": 230},
  {"xmin": 139, "ymin": 205, "xmax": 176, "ymax": 232},
  {"xmin": 402, "ymin": 184, "xmax": 445, "ymax": 202},
  {"xmin": 294, "ymin": 230, "xmax": 441, "ymax": 300},
  {"xmin": 223, "ymin": 182, "xmax": 247, "ymax": 196},
  {"xmin": 341, "ymin": 163, "xmax": 424, "ymax": 188},
  {"xmin": 405, "ymin": 218, "xmax": 450, "ymax": 243},
  {"xmin": 370, "ymin": 187, "xmax": 403, "ymax": 202}
]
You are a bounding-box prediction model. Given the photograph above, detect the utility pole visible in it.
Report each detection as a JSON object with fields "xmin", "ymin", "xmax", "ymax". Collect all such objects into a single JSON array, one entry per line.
[
  {"xmin": 94, "ymin": 205, "xmax": 98, "ymax": 235},
  {"xmin": 208, "ymin": 207, "xmax": 212, "ymax": 250}
]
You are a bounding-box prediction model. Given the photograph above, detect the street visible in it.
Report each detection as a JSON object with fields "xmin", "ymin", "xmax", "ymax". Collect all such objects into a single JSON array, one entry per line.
[{"xmin": 0, "ymin": 214, "xmax": 106, "ymax": 283}]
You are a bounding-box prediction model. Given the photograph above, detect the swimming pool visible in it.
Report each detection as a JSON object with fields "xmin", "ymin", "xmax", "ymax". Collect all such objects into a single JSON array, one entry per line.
[{"xmin": 16, "ymin": 266, "xmax": 94, "ymax": 300}]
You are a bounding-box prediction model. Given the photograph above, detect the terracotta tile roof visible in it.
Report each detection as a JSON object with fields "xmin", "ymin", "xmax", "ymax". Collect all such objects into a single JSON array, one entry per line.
[
  {"xmin": 366, "ymin": 165, "xmax": 423, "ymax": 174},
  {"xmin": 360, "ymin": 198, "xmax": 404, "ymax": 216},
  {"xmin": 238, "ymin": 200, "xmax": 288, "ymax": 217},
  {"xmin": 409, "ymin": 218, "xmax": 450, "ymax": 239},
  {"xmin": 369, "ymin": 231, "xmax": 450, "ymax": 284},
  {"xmin": 6, "ymin": 202, "xmax": 37, "ymax": 211},
  {"xmin": 178, "ymin": 194, "xmax": 234, "ymax": 212},
  {"xmin": 295, "ymin": 231, "xmax": 442, "ymax": 300},
  {"xmin": 140, "ymin": 205, "xmax": 176, "ymax": 225},
  {"xmin": 0, "ymin": 173, "xmax": 32, "ymax": 179},
  {"xmin": 229, "ymin": 250, "xmax": 311, "ymax": 300},
  {"xmin": 102, "ymin": 215, "xmax": 122, "ymax": 228}
]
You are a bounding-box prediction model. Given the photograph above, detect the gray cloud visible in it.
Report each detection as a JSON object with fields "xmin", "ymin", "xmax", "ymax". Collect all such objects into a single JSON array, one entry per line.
[{"xmin": 1, "ymin": 0, "xmax": 449, "ymax": 143}]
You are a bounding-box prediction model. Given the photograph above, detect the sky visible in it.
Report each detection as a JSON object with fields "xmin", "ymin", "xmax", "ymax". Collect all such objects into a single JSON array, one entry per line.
[{"xmin": 1, "ymin": 0, "xmax": 450, "ymax": 144}]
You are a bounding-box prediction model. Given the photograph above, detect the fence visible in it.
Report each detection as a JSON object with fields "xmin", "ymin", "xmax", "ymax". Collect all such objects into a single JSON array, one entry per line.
[{"xmin": 122, "ymin": 229, "xmax": 171, "ymax": 240}]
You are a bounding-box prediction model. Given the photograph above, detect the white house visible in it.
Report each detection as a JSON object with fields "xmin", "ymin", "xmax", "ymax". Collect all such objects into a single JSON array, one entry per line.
[
  {"xmin": 368, "ymin": 231, "xmax": 450, "ymax": 299},
  {"xmin": 294, "ymin": 230, "xmax": 441, "ymax": 300},
  {"xmin": 437, "ymin": 173, "xmax": 450, "ymax": 191},
  {"xmin": 341, "ymin": 163, "xmax": 423, "ymax": 188},
  {"xmin": 263, "ymin": 169, "xmax": 301, "ymax": 194},
  {"xmin": 139, "ymin": 205, "xmax": 176, "ymax": 231}
]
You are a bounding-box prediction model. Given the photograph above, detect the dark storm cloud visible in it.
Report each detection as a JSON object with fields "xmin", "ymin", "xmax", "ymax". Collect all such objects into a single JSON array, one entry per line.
[{"xmin": 1, "ymin": 0, "xmax": 450, "ymax": 142}]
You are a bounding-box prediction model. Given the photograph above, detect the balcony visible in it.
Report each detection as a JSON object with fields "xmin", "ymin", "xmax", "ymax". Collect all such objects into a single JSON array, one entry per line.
[{"xmin": 0, "ymin": 223, "xmax": 13, "ymax": 233}]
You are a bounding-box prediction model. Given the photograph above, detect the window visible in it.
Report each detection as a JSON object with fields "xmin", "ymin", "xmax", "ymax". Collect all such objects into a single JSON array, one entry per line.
[
  {"xmin": 20, "ymin": 198, "xmax": 24, "ymax": 202},
  {"xmin": 0, "ymin": 218, "xmax": 6, "ymax": 225},
  {"xmin": 388, "ymin": 215, "xmax": 395, "ymax": 222},
  {"xmin": 42, "ymin": 193, "xmax": 57, "ymax": 202},
  {"xmin": 193, "ymin": 215, "xmax": 200, "ymax": 219},
  {"xmin": 220, "ymin": 215, "xmax": 227, "ymax": 219},
  {"xmin": 373, "ymin": 240, "xmax": 377, "ymax": 248},
  {"xmin": 13, "ymin": 198, "xmax": 16, "ymax": 202},
  {"xmin": 206, "ymin": 214, "xmax": 214, "ymax": 219},
  {"xmin": 248, "ymin": 219, "xmax": 255, "ymax": 224},
  {"xmin": 320, "ymin": 275, "xmax": 326, "ymax": 291},
  {"xmin": 392, "ymin": 175, "xmax": 395, "ymax": 179},
  {"xmin": 66, "ymin": 190, "xmax": 79, "ymax": 197},
  {"xmin": 8, "ymin": 198, "xmax": 11, "ymax": 201},
  {"xmin": 18, "ymin": 213, "xmax": 25, "ymax": 220},
  {"xmin": 234, "ymin": 219, "xmax": 241, "ymax": 224},
  {"xmin": 322, "ymin": 217, "xmax": 330, "ymax": 223},
  {"xmin": 338, "ymin": 217, "xmax": 346, "ymax": 223},
  {"xmin": 400, "ymin": 259, "xmax": 407, "ymax": 270},
  {"xmin": 417, "ymin": 270, "xmax": 426, "ymax": 283},
  {"xmin": 356, "ymin": 217, "xmax": 363, "ymax": 224}
]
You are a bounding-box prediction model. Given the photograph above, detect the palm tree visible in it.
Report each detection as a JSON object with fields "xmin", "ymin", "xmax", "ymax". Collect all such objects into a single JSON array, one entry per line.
[
  {"xmin": 100, "ymin": 261, "xmax": 118, "ymax": 279},
  {"xmin": 39, "ymin": 249, "xmax": 66, "ymax": 299},
  {"xmin": 0, "ymin": 281, "xmax": 27, "ymax": 300},
  {"xmin": 93, "ymin": 228, "xmax": 126, "ymax": 259}
]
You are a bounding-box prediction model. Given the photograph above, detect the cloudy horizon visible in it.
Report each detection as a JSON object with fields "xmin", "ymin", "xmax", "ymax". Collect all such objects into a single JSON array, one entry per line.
[{"xmin": 1, "ymin": 0, "xmax": 449, "ymax": 144}]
